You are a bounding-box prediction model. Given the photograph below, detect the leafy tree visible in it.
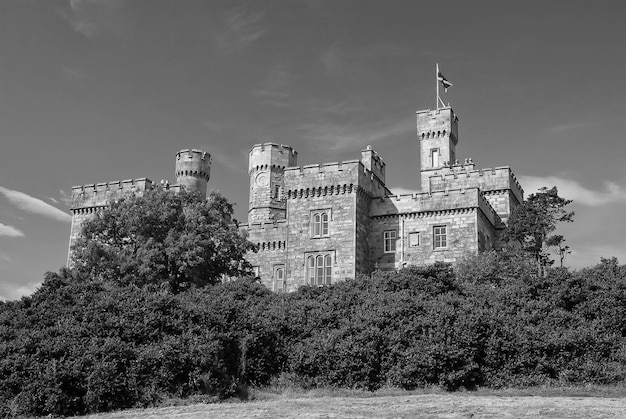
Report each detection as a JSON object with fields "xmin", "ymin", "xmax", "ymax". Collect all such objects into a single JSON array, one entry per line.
[
  {"xmin": 502, "ymin": 186, "xmax": 574, "ymax": 273},
  {"xmin": 70, "ymin": 188, "xmax": 255, "ymax": 292}
]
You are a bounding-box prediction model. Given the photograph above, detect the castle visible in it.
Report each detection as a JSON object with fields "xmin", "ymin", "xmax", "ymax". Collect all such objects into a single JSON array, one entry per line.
[{"xmin": 68, "ymin": 106, "xmax": 523, "ymax": 292}]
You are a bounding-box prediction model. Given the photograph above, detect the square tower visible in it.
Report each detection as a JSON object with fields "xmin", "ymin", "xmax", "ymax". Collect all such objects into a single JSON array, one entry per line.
[{"xmin": 417, "ymin": 107, "xmax": 459, "ymax": 191}]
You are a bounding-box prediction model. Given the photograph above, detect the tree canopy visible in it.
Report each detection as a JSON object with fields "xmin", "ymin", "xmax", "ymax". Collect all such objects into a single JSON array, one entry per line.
[
  {"xmin": 503, "ymin": 186, "xmax": 574, "ymax": 270},
  {"xmin": 70, "ymin": 188, "xmax": 255, "ymax": 292}
]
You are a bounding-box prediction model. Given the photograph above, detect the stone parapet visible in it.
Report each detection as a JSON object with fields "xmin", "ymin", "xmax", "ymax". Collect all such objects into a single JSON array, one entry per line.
[
  {"xmin": 70, "ymin": 178, "xmax": 153, "ymax": 210},
  {"xmin": 370, "ymin": 187, "xmax": 500, "ymax": 227},
  {"xmin": 426, "ymin": 166, "xmax": 523, "ymax": 203}
]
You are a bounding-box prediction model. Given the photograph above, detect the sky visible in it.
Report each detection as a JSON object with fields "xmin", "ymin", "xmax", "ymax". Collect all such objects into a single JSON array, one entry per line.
[{"xmin": 1, "ymin": 0, "xmax": 626, "ymax": 300}]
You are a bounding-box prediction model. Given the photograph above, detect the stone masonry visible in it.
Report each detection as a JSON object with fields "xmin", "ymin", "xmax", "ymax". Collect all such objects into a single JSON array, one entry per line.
[{"xmin": 67, "ymin": 106, "xmax": 523, "ymax": 292}]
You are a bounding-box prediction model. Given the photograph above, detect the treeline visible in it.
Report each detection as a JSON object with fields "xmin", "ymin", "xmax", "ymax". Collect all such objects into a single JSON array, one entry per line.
[{"xmin": 2, "ymin": 252, "xmax": 626, "ymax": 417}]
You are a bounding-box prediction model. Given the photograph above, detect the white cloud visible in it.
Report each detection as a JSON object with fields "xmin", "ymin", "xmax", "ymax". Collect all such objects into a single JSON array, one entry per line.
[
  {"xmin": 518, "ymin": 176, "xmax": 626, "ymax": 207},
  {"xmin": 0, "ymin": 223, "xmax": 24, "ymax": 238},
  {"xmin": 0, "ymin": 186, "xmax": 71, "ymax": 223}
]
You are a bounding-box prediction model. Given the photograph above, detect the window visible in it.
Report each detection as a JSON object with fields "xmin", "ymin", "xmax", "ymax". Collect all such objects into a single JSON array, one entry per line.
[
  {"xmin": 274, "ymin": 265, "xmax": 285, "ymax": 293},
  {"xmin": 252, "ymin": 266, "xmax": 260, "ymax": 278},
  {"xmin": 307, "ymin": 253, "xmax": 332, "ymax": 286},
  {"xmin": 383, "ymin": 230, "xmax": 397, "ymax": 253},
  {"xmin": 311, "ymin": 210, "xmax": 330, "ymax": 237},
  {"xmin": 433, "ymin": 225, "xmax": 447, "ymax": 249},
  {"xmin": 431, "ymin": 148, "xmax": 440, "ymax": 167},
  {"xmin": 409, "ymin": 232, "xmax": 420, "ymax": 247},
  {"xmin": 274, "ymin": 185, "xmax": 280, "ymax": 199}
]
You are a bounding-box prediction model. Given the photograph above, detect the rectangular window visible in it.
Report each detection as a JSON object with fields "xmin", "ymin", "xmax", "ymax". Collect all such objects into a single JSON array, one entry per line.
[
  {"xmin": 383, "ymin": 230, "xmax": 397, "ymax": 253},
  {"xmin": 274, "ymin": 265, "xmax": 285, "ymax": 293},
  {"xmin": 311, "ymin": 210, "xmax": 330, "ymax": 238},
  {"xmin": 431, "ymin": 148, "xmax": 440, "ymax": 167},
  {"xmin": 433, "ymin": 225, "xmax": 447, "ymax": 249},
  {"xmin": 409, "ymin": 232, "xmax": 420, "ymax": 247},
  {"xmin": 252, "ymin": 266, "xmax": 260, "ymax": 278}
]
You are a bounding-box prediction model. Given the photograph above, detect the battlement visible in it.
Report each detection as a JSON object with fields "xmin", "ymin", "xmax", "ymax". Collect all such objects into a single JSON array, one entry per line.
[
  {"xmin": 70, "ymin": 178, "xmax": 153, "ymax": 209},
  {"xmin": 425, "ymin": 165, "xmax": 523, "ymax": 203},
  {"xmin": 249, "ymin": 142, "xmax": 297, "ymax": 173},
  {"xmin": 176, "ymin": 148, "xmax": 210, "ymax": 159},
  {"xmin": 416, "ymin": 107, "xmax": 459, "ymax": 144},
  {"xmin": 285, "ymin": 159, "xmax": 360, "ymax": 176},
  {"xmin": 361, "ymin": 145, "xmax": 386, "ymax": 183},
  {"xmin": 370, "ymin": 187, "xmax": 498, "ymax": 226}
]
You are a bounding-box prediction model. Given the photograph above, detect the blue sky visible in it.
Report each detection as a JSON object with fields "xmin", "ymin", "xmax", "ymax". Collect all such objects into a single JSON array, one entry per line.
[{"xmin": 1, "ymin": 0, "xmax": 626, "ymax": 300}]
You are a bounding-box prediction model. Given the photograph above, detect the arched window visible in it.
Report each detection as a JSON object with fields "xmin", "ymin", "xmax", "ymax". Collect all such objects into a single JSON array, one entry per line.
[
  {"xmin": 307, "ymin": 253, "xmax": 333, "ymax": 286},
  {"xmin": 311, "ymin": 210, "xmax": 330, "ymax": 238}
]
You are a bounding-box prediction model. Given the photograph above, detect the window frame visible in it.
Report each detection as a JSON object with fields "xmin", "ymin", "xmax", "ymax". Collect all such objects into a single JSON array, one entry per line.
[
  {"xmin": 430, "ymin": 148, "xmax": 440, "ymax": 167},
  {"xmin": 433, "ymin": 225, "xmax": 448, "ymax": 249},
  {"xmin": 310, "ymin": 209, "xmax": 331, "ymax": 238},
  {"xmin": 383, "ymin": 230, "xmax": 397, "ymax": 253},
  {"xmin": 274, "ymin": 265, "xmax": 285, "ymax": 293},
  {"xmin": 409, "ymin": 231, "xmax": 421, "ymax": 247},
  {"xmin": 306, "ymin": 252, "xmax": 333, "ymax": 286}
]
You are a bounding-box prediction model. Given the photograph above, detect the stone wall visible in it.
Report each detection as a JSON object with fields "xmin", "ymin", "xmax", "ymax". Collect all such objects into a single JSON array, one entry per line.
[
  {"xmin": 284, "ymin": 161, "xmax": 361, "ymax": 286},
  {"xmin": 244, "ymin": 220, "xmax": 289, "ymax": 291}
]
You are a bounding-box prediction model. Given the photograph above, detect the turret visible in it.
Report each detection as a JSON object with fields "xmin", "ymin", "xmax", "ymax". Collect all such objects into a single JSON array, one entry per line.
[
  {"xmin": 248, "ymin": 143, "xmax": 297, "ymax": 224},
  {"xmin": 175, "ymin": 149, "xmax": 211, "ymax": 199},
  {"xmin": 417, "ymin": 107, "xmax": 459, "ymax": 191},
  {"xmin": 360, "ymin": 145, "xmax": 386, "ymax": 183}
]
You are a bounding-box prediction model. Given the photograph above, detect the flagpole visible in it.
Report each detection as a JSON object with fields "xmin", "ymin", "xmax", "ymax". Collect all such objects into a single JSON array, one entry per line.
[{"xmin": 436, "ymin": 63, "xmax": 439, "ymax": 110}]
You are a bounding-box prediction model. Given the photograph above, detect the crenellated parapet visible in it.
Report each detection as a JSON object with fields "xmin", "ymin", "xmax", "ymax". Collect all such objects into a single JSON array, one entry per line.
[
  {"xmin": 283, "ymin": 155, "xmax": 389, "ymax": 198},
  {"xmin": 426, "ymin": 166, "xmax": 523, "ymax": 203},
  {"xmin": 70, "ymin": 178, "xmax": 154, "ymax": 210},
  {"xmin": 370, "ymin": 187, "xmax": 500, "ymax": 227}
]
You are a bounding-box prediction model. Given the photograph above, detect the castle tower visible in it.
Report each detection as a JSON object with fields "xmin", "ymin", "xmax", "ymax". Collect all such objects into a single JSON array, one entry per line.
[
  {"xmin": 417, "ymin": 107, "xmax": 459, "ymax": 191},
  {"xmin": 248, "ymin": 143, "xmax": 297, "ymax": 224},
  {"xmin": 175, "ymin": 149, "xmax": 211, "ymax": 199}
]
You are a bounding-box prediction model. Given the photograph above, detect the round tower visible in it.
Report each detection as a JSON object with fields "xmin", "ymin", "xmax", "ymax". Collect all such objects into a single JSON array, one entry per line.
[
  {"xmin": 175, "ymin": 149, "xmax": 211, "ymax": 199},
  {"xmin": 248, "ymin": 143, "xmax": 297, "ymax": 224}
]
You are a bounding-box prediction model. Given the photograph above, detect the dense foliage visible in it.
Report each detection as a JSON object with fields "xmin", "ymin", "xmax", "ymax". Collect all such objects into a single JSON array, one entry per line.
[
  {"xmin": 503, "ymin": 186, "xmax": 574, "ymax": 270},
  {"xmin": 2, "ymin": 253, "xmax": 626, "ymax": 417},
  {"xmin": 71, "ymin": 188, "xmax": 255, "ymax": 292}
]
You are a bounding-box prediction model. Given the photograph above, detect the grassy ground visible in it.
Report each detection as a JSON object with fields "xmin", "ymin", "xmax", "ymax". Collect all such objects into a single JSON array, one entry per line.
[{"xmin": 78, "ymin": 386, "xmax": 626, "ymax": 419}]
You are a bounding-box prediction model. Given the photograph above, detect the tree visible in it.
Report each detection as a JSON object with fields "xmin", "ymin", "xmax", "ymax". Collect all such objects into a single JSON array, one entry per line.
[
  {"xmin": 502, "ymin": 186, "xmax": 574, "ymax": 273},
  {"xmin": 70, "ymin": 188, "xmax": 255, "ymax": 292}
]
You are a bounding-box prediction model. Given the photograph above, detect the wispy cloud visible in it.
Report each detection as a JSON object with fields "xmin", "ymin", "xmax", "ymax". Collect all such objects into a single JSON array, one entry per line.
[
  {"xmin": 59, "ymin": 0, "xmax": 131, "ymax": 40},
  {"xmin": 297, "ymin": 118, "xmax": 414, "ymax": 151},
  {"xmin": 519, "ymin": 176, "xmax": 626, "ymax": 207},
  {"xmin": 0, "ymin": 186, "xmax": 71, "ymax": 223},
  {"xmin": 216, "ymin": 6, "xmax": 266, "ymax": 53},
  {"xmin": 252, "ymin": 64, "xmax": 293, "ymax": 106},
  {"xmin": 547, "ymin": 121, "xmax": 596, "ymax": 134},
  {"xmin": 0, "ymin": 223, "xmax": 24, "ymax": 238}
]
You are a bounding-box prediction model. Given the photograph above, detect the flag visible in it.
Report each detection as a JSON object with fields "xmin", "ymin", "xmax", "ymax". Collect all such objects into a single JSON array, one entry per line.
[{"xmin": 438, "ymin": 71, "xmax": 453, "ymax": 92}]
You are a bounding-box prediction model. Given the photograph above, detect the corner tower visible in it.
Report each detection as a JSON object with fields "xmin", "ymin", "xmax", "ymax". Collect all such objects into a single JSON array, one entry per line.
[
  {"xmin": 175, "ymin": 149, "xmax": 211, "ymax": 199},
  {"xmin": 417, "ymin": 107, "xmax": 459, "ymax": 191},
  {"xmin": 248, "ymin": 143, "xmax": 297, "ymax": 224}
]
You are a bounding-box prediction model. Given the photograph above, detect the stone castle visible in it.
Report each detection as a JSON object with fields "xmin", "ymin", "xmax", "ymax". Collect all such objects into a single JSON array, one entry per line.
[{"xmin": 68, "ymin": 106, "xmax": 523, "ymax": 292}]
